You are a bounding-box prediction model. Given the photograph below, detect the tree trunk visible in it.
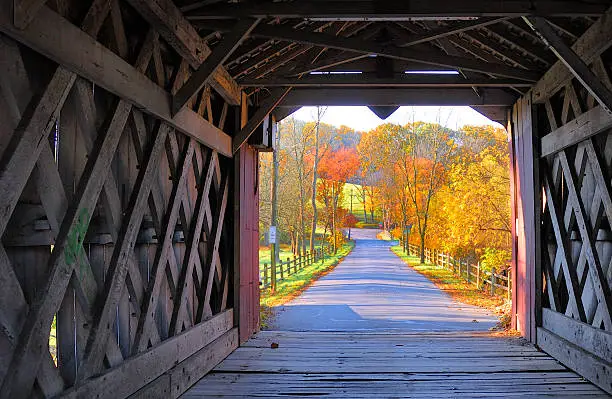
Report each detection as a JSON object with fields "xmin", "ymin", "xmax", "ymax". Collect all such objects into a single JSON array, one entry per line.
[
  {"xmin": 420, "ymin": 237, "xmax": 425, "ymax": 264},
  {"xmin": 362, "ymin": 191, "xmax": 368, "ymax": 222},
  {"xmin": 299, "ymin": 183, "xmax": 306, "ymax": 256},
  {"xmin": 332, "ymin": 184, "xmax": 337, "ymax": 254},
  {"xmin": 309, "ymin": 108, "xmax": 321, "ymax": 253}
]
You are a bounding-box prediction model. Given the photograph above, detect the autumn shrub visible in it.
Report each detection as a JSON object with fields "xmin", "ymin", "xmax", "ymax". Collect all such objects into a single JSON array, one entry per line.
[{"xmin": 480, "ymin": 247, "xmax": 511, "ymax": 273}]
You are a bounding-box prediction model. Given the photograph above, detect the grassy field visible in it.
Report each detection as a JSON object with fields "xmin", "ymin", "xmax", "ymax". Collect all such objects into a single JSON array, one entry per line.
[
  {"xmin": 313, "ymin": 180, "xmax": 380, "ymax": 224},
  {"xmin": 260, "ymin": 241, "xmax": 355, "ymax": 328},
  {"xmin": 390, "ymin": 245, "xmax": 512, "ymax": 331},
  {"xmin": 259, "ymin": 245, "xmax": 294, "ymax": 268}
]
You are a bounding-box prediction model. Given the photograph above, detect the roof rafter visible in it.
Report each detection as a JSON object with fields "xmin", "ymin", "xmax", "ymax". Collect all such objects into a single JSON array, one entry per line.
[
  {"xmin": 173, "ymin": 18, "xmax": 259, "ymax": 114},
  {"xmin": 397, "ymin": 17, "xmax": 508, "ymax": 47},
  {"xmin": 249, "ymin": 23, "xmax": 540, "ymax": 81},
  {"xmin": 126, "ymin": 0, "xmax": 242, "ymax": 105}
]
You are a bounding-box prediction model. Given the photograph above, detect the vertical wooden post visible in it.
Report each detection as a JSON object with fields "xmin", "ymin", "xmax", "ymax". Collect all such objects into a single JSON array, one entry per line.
[
  {"xmin": 264, "ymin": 263, "xmax": 268, "ymax": 287},
  {"xmin": 510, "ymin": 94, "xmax": 540, "ymax": 340},
  {"xmin": 491, "ymin": 272, "xmax": 496, "ymax": 296},
  {"xmin": 507, "ymin": 270, "xmax": 512, "ymax": 302},
  {"xmin": 466, "ymin": 263, "xmax": 471, "ymax": 283},
  {"xmin": 294, "ymin": 255, "xmax": 298, "ymax": 273},
  {"xmin": 477, "ymin": 262, "xmax": 481, "ymax": 288}
]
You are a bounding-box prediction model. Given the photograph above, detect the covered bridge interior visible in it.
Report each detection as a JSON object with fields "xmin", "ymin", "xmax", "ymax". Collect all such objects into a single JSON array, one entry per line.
[{"xmin": 0, "ymin": 0, "xmax": 611, "ymax": 397}]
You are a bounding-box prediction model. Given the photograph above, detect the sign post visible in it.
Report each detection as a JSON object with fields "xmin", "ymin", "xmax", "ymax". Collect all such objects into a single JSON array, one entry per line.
[{"xmin": 269, "ymin": 226, "xmax": 277, "ymax": 291}]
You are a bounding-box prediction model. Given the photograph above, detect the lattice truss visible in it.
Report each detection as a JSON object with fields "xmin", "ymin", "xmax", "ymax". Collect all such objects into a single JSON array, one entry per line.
[
  {"xmin": 539, "ymin": 45, "xmax": 612, "ymax": 333},
  {"xmin": 0, "ymin": 0, "xmax": 237, "ymax": 397}
]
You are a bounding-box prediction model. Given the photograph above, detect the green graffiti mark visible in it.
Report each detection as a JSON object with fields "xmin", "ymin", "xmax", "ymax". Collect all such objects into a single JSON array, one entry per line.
[{"xmin": 65, "ymin": 208, "xmax": 90, "ymax": 268}]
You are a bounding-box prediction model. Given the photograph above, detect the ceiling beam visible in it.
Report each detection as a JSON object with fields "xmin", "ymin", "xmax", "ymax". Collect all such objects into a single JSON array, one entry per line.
[
  {"xmin": 233, "ymin": 88, "xmax": 292, "ymax": 153},
  {"xmin": 185, "ymin": 1, "xmax": 609, "ymax": 19},
  {"xmin": 125, "ymin": 0, "xmax": 242, "ymax": 105},
  {"xmin": 239, "ymin": 75, "xmax": 533, "ymax": 88},
  {"xmin": 278, "ymin": 88, "xmax": 517, "ymax": 106},
  {"xmin": 524, "ymin": 16, "xmax": 612, "ymax": 113},
  {"xmin": 173, "ymin": 18, "xmax": 259, "ymax": 114},
  {"xmin": 232, "ymin": 24, "xmax": 541, "ymax": 81}
]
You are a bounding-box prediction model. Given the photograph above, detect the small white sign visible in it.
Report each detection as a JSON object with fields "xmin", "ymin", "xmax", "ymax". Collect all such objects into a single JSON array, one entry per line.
[{"xmin": 268, "ymin": 226, "xmax": 277, "ymax": 244}]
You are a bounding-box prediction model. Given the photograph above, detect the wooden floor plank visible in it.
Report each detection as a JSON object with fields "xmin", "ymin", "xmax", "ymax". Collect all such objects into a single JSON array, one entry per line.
[{"xmin": 182, "ymin": 331, "xmax": 607, "ymax": 398}]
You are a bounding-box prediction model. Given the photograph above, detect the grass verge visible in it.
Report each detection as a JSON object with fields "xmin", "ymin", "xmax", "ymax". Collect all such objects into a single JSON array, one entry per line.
[
  {"xmin": 390, "ymin": 245, "xmax": 515, "ymax": 333},
  {"xmin": 260, "ymin": 241, "xmax": 355, "ymax": 329}
]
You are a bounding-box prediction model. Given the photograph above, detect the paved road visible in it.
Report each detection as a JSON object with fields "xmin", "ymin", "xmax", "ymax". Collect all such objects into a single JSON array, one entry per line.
[{"xmin": 269, "ymin": 228, "xmax": 498, "ymax": 331}]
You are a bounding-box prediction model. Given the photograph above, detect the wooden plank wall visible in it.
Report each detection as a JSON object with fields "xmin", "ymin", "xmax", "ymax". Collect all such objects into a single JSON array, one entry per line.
[
  {"xmin": 0, "ymin": 0, "xmax": 260, "ymax": 397},
  {"xmin": 523, "ymin": 10, "xmax": 612, "ymax": 394}
]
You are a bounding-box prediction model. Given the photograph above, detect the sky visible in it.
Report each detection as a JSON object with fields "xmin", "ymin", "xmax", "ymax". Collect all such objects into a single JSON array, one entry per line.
[{"xmin": 289, "ymin": 106, "xmax": 503, "ymax": 132}]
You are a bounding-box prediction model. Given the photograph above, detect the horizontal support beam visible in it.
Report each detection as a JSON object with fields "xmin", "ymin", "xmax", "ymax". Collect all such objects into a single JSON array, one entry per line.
[
  {"xmin": 540, "ymin": 105, "xmax": 612, "ymax": 157},
  {"xmin": 60, "ymin": 311, "xmax": 235, "ymax": 398},
  {"xmin": 542, "ymin": 308, "xmax": 612, "ymax": 364},
  {"xmin": 247, "ymin": 24, "xmax": 541, "ymax": 81},
  {"xmin": 278, "ymin": 88, "xmax": 517, "ymax": 106},
  {"xmin": 537, "ymin": 327, "xmax": 612, "ymax": 394},
  {"xmin": 0, "ymin": 2, "xmax": 233, "ymax": 157},
  {"xmin": 185, "ymin": 1, "xmax": 609, "ymax": 19},
  {"xmin": 239, "ymin": 75, "xmax": 533, "ymax": 88}
]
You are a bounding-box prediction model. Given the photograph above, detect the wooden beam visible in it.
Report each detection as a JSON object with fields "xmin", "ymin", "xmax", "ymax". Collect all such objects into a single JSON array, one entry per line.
[
  {"xmin": 125, "ymin": 0, "xmax": 242, "ymax": 105},
  {"xmin": 540, "ymin": 105, "xmax": 612, "ymax": 157},
  {"xmin": 59, "ymin": 311, "xmax": 234, "ymax": 399},
  {"xmin": 538, "ymin": 327, "xmax": 612, "ymax": 394},
  {"xmin": 185, "ymin": 1, "xmax": 609, "ymax": 19},
  {"xmin": 239, "ymin": 75, "xmax": 533, "ymax": 88},
  {"xmin": 286, "ymin": 53, "xmax": 369, "ymax": 76},
  {"xmin": 524, "ymin": 16, "xmax": 612, "ymax": 114},
  {"xmin": 532, "ymin": 8, "xmax": 612, "ymax": 103},
  {"xmin": 13, "ymin": 0, "xmax": 48, "ymax": 28},
  {"xmin": 232, "ymin": 88, "xmax": 291, "ymax": 154},
  {"xmin": 0, "ymin": 3, "xmax": 233, "ymax": 156},
  {"xmin": 169, "ymin": 151, "xmax": 217, "ymax": 335},
  {"xmin": 78, "ymin": 122, "xmax": 172, "ymax": 379},
  {"xmin": 279, "ymin": 88, "xmax": 517, "ymax": 106},
  {"xmin": 173, "ymin": 18, "xmax": 259, "ymax": 114},
  {"xmin": 0, "ymin": 0, "xmax": 110, "ymax": 239},
  {"xmin": 398, "ymin": 17, "xmax": 509, "ymax": 47},
  {"xmin": 245, "ymin": 24, "xmax": 540, "ymax": 81}
]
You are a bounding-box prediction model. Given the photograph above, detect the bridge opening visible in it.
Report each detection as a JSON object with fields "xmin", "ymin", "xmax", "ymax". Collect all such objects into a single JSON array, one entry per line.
[{"xmin": 257, "ymin": 105, "xmax": 511, "ymax": 333}]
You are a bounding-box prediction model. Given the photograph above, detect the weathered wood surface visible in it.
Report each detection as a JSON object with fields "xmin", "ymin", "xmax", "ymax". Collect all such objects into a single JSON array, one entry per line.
[
  {"xmin": 0, "ymin": 0, "xmax": 240, "ymax": 395},
  {"xmin": 183, "ymin": 331, "xmax": 607, "ymax": 398},
  {"xmin": 534, "ymin": 15, "xmax": 612, "ymax": 393}
]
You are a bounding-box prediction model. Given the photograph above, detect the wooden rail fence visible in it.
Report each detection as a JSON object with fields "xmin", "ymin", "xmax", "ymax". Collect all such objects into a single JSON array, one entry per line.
[
  {"xmin": 401, "ymin": 243, "xmax": 512, "ymax": 301},
  {"xmin": 260, "ymin": 247, "xmax": 332, "ymax": 288}
]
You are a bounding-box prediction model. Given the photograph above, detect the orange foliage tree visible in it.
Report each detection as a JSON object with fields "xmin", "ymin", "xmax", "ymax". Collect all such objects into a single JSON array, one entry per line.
[{"xmin": 317, "ymin": 147, "xmax": 360, "ymax": 252}]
